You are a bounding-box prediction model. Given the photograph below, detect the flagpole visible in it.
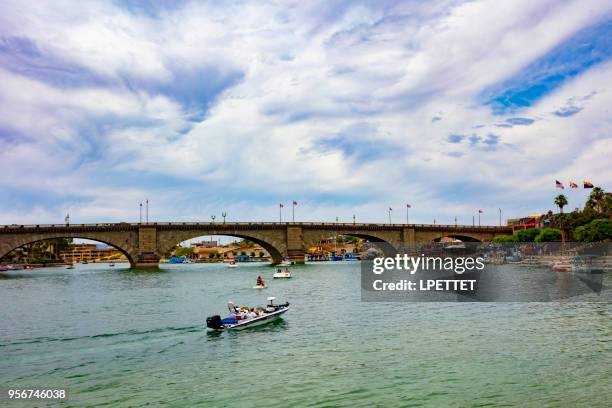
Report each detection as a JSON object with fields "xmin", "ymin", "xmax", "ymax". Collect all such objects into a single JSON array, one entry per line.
[
  {"xmin": 279, "ymin": 204, "xmax": 282, "ymax": 223},
  {"xmin": 406, "ymin": 205, "xmax": 409, "ymax": 224},
  {"xmin": 478, "ymin": 212, "xmax": 481, "ymax": 227},
  {"xmin": 292, "ymin": 202, "xmax": 295, "ymax": 223},
  {"xmin": 388, "ymin": 208, "xmax": 392, "ymax": 225}
]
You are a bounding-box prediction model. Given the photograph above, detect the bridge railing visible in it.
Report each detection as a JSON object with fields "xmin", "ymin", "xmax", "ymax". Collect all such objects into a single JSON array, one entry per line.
[{"xmin": 1, "ymin": 222, "xmax": 511, "ymax": 230}]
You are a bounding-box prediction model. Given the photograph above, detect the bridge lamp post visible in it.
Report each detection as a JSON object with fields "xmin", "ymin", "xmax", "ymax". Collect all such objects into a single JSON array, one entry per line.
[
  {"xmin": 388, "ymin": 207, "xmax": 392, "ymax": 225},
  {"xmin": 222, "ymin": 212, "xmax": 227, "ymax": 224},
  {"xmin": 499, "ymin": 208, "xmax": 502, "ymax": 226},
  {"xmin": 353, "ymin": 214, "xmax": 356, "ymax": 225},
  {"xmin": 454, "ymin": 216, "xmax": 457, "ymax": 227},
  {"xmin": 139, "ymin": 203, "xmax": 142, "ymax": 223},
  {"xmin": 211, "ymin": 215, "xmax": 216, "ymax": 225}
]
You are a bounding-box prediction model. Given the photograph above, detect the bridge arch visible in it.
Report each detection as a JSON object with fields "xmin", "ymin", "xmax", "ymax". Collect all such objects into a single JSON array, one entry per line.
[
  {"xmin": 302, "ymin": 229, "xmax": 399, "ymax": 257},
  {"xmin": 0, "ymin": 235, "xmax": 137, "ymax": 268},
  {"xmin": 156, "ymin": 230, "xmax": 285, "ymax": 264},
  {"xmin": 431, "ymin": 234, "xmax": 482, "ymax": 243}
]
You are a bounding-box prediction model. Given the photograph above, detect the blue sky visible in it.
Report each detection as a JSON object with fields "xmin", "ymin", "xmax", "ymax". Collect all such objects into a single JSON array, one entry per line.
[{"xmin": 0, "ymin": 0, "xmax": 611, "ymax": 226}]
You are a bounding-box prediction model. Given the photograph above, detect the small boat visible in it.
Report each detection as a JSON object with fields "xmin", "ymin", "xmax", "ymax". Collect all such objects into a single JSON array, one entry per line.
[
  {"xmin": 66, "ymin": 264, "xmax": 75, "ymax": 269},
  {"xmin": 227, "ymin": 260, "xmax": 237, "ymax": 268},
  {"xmin": 206, "ymin": 297, "xmax": 289, "ymax": 331},
  {"xmin": 82, "ymin": 261, "xmax": 88, "ymax": 264},
  {"xmin": 279, "ymin": 258, "xmax": 294, "ymax": 266},
  {"xmin": 273, "ymin": 267, "xmax": 292, "ymax": 279},
  {"xmin": 552, "ymin": 262, "xmax": 573, "ymax": 272},
  {"xmin": 109, "ymin": 263, "xmax": 115, "ymax": 267}
]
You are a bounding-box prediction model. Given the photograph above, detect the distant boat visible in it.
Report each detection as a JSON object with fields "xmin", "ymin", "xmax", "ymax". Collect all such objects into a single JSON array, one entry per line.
[
  {"xmin": 66, "ymin": 264, "xmax": 75, "ymax": 269},
  {"xmin": 273, "ymin": 267, "xmax": 292, "ymax": 279},
  {"xmin": 279, "ymin": 258, "xmax": 294, "ymax": 266},
  {"xmin": 109, "ymin": 263, "xmax": 115, "ymax": 267},
  {"xmin": 82, "ymin": 260, "xmax": 88, "ymax": 264},
  {"xmin": 227, "ymin": 260, "xmax": 237, "ymax": 268}
]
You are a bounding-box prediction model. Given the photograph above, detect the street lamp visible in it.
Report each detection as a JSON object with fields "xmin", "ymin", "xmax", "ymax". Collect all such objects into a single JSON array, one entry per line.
[
  {"xmin": 139, "ymin": 202, "xmax": 143, "ymax": 223},
  {"xmin": 353, "ymin": 214, "xmax": 356, "ymax": 225},
  {"xmin": 211, "ymin": 215, "xmax": 216, "ymax": 224},
  {"xmin": 388, "ymin": 207, "xmax": 392, "ymax": 224},
  {"xmin": 222, "ymin": 212, "xmax": 227, "ymax": 224},
  {"xmin": 454, "ymin": 216, "xmax": 457, "ymax": 227},
  {"xmin": 499, "ymin": 208, "xmax": 502, "ymax": 226}
]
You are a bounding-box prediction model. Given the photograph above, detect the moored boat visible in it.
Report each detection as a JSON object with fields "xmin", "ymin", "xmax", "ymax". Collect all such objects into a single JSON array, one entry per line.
[{"xmin": 206, "ymin": 297, "xmax": 289, "ymax": 331}]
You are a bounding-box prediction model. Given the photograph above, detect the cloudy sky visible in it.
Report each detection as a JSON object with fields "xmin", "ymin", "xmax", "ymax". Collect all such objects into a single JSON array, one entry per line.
[{"xmin": 1, "ymin": 0, "xmax": 611, "ymax": 226}]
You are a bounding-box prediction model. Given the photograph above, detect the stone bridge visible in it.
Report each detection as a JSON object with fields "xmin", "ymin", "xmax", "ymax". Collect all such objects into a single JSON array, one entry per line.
[{"xmin": 0, "ymin": 222, "xmax": 513, "ymax": 268}]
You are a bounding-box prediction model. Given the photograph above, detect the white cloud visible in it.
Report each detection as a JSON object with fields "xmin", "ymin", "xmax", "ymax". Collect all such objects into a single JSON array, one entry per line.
[{"xmin": 0, "ymin": 0, "xmax": 611, "ymax": 226}]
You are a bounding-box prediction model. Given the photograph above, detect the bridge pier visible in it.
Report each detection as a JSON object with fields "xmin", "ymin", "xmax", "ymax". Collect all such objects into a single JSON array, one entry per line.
[
  {"xmin": 286, "ymin": 226, "xmax": 305, "ymax": 264},
  {"xmin": 134, "ymin": 226, "xmax": 161, "ymax": 268}
]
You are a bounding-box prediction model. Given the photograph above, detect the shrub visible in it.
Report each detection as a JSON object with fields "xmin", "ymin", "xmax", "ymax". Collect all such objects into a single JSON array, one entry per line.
[
  {"xmin": 516, "ymin": 228, "xmax": 540, "ymax": 242},
  {"xmin": 574, "ymin": 219, "xmax": 612, "ymax": 242},
  {"xmin": 534, "ymin": 228, "xmax": 562, "ymax": 242},
  {"xmin": 494, "ymin": 235, "xmax": 518, "ymax": 243}
]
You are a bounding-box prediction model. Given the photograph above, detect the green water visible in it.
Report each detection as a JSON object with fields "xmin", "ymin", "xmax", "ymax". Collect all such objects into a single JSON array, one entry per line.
[{"xmin": 1, "ymin": 262, "xmax": 610, "ymax": 407}]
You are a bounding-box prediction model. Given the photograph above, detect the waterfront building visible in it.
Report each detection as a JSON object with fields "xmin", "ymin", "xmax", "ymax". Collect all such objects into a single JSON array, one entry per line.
[{"xmin": 60, "ymin": 244, "xmax": 126, "ymax": 263}]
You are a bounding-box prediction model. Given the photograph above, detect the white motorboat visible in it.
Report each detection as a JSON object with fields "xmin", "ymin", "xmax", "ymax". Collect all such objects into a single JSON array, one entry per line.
[
  {"xmin": 227, "ymin": 260, "xmax": 237, "ymax": 268},
  {"xmin": 206, "ymin": 297, "xmax": 289, "ymax": 331},
  {"xmin": 273, "ymin": 267, "xmax": 292, "ymax": 278},
  {"xmin": 279, "ymin": 259, "xmax": 294, "ymax": 266}
]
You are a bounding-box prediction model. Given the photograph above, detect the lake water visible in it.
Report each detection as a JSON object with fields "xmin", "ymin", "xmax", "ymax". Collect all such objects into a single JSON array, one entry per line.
[{"xmin": 1, "ymin": 262, "xmax": 610, "ymax": 407}]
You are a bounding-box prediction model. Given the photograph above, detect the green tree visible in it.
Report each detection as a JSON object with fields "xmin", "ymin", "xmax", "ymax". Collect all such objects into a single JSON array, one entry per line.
[
  {"xmin": 534, "ymin": 228, "xmax": 562, "ymax": 242},
  {"xmin": 174, "ymin": 247, "xmax": 194, "ymax": 258},
  {"xmin": 586, "ymin": 187, "xmax": 605, "ymax": 212},
  {"xmin": 554, "ymin": 194, "xmax": 568, "ymax": 213},
  {"xmin": 516, "ymin": 228, "xmax": 540, "ymax": 242},
  {"xmin": 493, "ymin": 235, "xmax": 518, "ymax": 243},
  {"xmin": 574, "ymin": 219, "xmax": 612, "ymax": 242}
]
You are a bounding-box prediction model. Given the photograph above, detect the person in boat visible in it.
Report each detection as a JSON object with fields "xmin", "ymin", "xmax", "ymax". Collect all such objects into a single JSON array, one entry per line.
[{"xmin": 256, "ymin": 275, "xmax": 265, "ymax": 286}]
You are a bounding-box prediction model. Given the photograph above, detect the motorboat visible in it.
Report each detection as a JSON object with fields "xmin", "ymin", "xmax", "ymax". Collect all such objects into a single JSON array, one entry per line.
[
  {"xmin": 109, "ymin": 263, "xmax": 115, "ymax": 267},
  {"xmin": 66, "ymin": 264, "xmax": 75, "ymax": 269},
  {"xmin": 227, "ymin": 260, "xmax": 237, "ymax": 268},
  {"xmin": 273, "ymin": 267, "xmax": 292, "ymax": 278},
  {"xmin": 206, "ymin": 297, "xmax": 289, "ymax": 331}
]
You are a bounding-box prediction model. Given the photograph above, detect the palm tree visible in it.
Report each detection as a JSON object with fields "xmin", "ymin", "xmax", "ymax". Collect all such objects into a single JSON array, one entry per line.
[
  {"xmin": 586, "ymin": 187, "xmax": 605, "ymax": 212},
  {"xmin": 554, "ymin": 194, "xmax": 568, "ymax": 213}
]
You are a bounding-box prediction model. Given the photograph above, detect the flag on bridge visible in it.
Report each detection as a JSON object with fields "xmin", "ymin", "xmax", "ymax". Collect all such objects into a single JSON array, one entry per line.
[
  {"xmin": 389, "ymin": 207, "xmax": 392, "ymax": 211},
  {"xmin": 406, "ymin": 204, "xmax": 412, "ymax": 208},
  {"xmin": 555, "ymin": 180, "xmax": 564, "ymax": 189},
  {"xmin": 569, "ymin": 181, "xmax": 578, "ymax": 188},
  {"xmin": 478, "ymin": 209, "xmax": 483, "ymax": 213},
  {"xmin": 293, "ymin": 201, "xmax": 298, "ymax": 206},
  {"xmin": 279, "ymin": 203, "xmax": 284, "ymax": 208},
  {"xmin": 584, "ymin": 181, "xmax": 594, "ymax": 188}
]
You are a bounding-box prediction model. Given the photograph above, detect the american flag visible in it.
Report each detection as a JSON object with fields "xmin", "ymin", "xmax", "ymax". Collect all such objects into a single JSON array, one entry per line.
[
  {"xmin": 555, "ymin": 180, "xmax": 564, "ymax": 189},
  {"xmin": 478, "ymin": 209, "xmax": 483, "ymax": 213},
  {"xmin": 279, "ymin": 203, "xmax": 284, "ymax": 208},
  {"xmin": 406, "ymin": 204, "xmax": 412, "ymax": 208},
  {"xmin": 293, "ymin": 201, "xmax": 298, "ymax": 205},
  {"xmin": 389, "ymin": 207, "xmax": 392, "ymax": 211},
  {"xmin": 569, "ymin": 181, "xmax": 578, "ymax": 188}
]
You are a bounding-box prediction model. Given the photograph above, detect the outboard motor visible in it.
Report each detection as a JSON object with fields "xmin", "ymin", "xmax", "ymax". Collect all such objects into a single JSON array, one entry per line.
[{"xmin": 206, "ymin": 315, "xmax": 223, "ymax": 330}]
